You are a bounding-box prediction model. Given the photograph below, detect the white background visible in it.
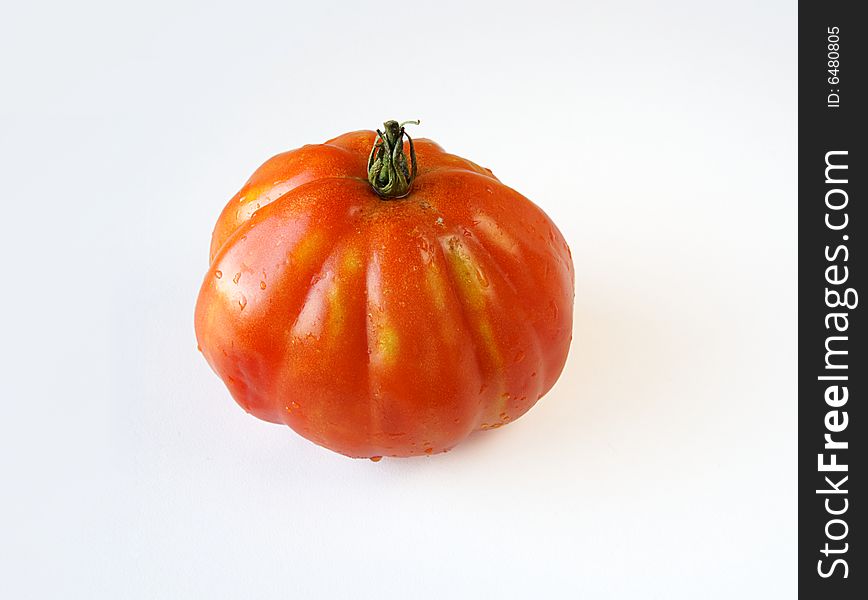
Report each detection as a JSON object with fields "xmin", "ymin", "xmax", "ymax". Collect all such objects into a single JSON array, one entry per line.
[{"xmin": 0, "ymin": 1, "xmax": 797, "ymax": 597}]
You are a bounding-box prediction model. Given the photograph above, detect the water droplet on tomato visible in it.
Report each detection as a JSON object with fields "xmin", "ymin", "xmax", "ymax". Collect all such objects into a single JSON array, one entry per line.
[
  {"xmin": 214, "ymin": 270, "xmax": 222, "ymax": 279},
  {"xmin": 238, "ymin": 295, "xmax": 247, "ymax": 310},
  {"xmin": 370, "ymin": 456, "xmax": 383, "ymax": 462},
  {"xmin": 475, "ymin": 268, "xmax": 489, "ymax": 288},
  {"xmin": 233, "ymin": 272, "xmax": 241, "ymax": 285},
  {"xmin": 424, "ymin": 447, "xmax": 433, "ymax": 455},
  {"xmin": 260, "ymin": 281, "xmax": 266, "ymax": 290}
]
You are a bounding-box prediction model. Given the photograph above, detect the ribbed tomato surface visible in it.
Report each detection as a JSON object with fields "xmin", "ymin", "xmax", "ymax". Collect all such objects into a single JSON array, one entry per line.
[{"xmin": 195, "ymin": 129, "xmax": 574, "ymax": 458}]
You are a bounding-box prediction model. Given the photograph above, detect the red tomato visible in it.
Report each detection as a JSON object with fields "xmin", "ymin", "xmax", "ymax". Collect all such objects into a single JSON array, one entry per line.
[{"xmin": 195, "ymin": 121, "xmax": 574, "ymax": 459}]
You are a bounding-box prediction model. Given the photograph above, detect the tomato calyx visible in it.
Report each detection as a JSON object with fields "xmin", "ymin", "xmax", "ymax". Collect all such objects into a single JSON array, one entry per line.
[{"xmin": 367, "ymin": 119, "xmax": 420, "ymax": 199}]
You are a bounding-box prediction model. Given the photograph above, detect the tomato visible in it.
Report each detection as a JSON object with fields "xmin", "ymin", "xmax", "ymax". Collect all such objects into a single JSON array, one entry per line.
[{"xmin": 195, "ymin": 121, "xmax": 574, "ymax": 459}]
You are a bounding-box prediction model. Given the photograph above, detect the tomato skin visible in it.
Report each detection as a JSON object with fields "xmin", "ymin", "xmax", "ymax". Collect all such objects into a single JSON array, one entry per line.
[{"xmin": 195, "ymin": 130, "xmax": 574, "ymax": 458}]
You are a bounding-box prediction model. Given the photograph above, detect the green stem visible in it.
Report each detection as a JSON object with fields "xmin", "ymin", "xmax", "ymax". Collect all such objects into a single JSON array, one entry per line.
[{"xmin": 367, "ymin": 120, "xmax": 420, "ymax": 199}]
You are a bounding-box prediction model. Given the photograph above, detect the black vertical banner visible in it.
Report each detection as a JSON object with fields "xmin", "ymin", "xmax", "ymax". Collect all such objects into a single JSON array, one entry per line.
[{"xmin": 799, "ymin": 2, "xmax": 866, "ymax": 596}]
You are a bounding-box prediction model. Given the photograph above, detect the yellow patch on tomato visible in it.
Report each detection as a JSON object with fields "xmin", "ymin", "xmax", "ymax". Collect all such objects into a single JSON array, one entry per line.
[
  {"xmin": 425, "ymin": 262, "xmax": 448, "ymax": 312},
  {"xmin": 293, "ymin": 230, "xmax": 327, "ymax": 267},
  {"xmin": 441, "ymin": 237, "xmax": 502, "ymax": 371},
  {"xmin": 326, "ymin": 283, "xmax": 347, "ymax": 339},
  {"xmin": 372, "ymin": 323, "xmax": 400, "ymax": 367},
  {"xmin": 342, "ymin": 245, "xmax": 363, "ymax": 275},
  {"xmin": 476, "ymin": 319, "xmax": 502, "ymax": 370},
  {"xmin": 444, "ymin": 238, "xmax": 486, "ymax": 311}
]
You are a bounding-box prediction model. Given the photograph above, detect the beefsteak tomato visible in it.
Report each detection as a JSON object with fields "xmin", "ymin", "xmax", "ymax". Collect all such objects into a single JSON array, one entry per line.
[{"xmin": 195, "ymin": 121, "xmax": 574, "ymax": 459}]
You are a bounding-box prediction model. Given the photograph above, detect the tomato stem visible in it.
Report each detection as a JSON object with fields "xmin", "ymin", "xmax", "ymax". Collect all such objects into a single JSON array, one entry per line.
[{"xmin": 367, "ymin": 120, "xmax": 419, "ymax": 199}]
